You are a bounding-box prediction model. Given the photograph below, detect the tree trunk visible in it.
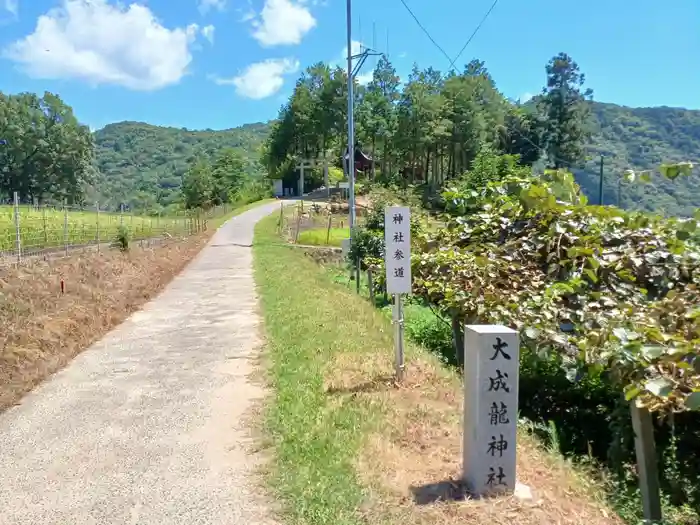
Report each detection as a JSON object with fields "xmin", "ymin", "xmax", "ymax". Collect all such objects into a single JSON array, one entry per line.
[
  {"xmin": 425, "ymin": 148, "xmax": 431, "ymax": 186},
  {"xmin": 455, "ymin": 147, "xmax": 459, "ymax": 176},
  {"xmin": 410, "ymin": 148, "xmax": 416, "ymax": 186},
  {"xmin": 447, "ymin": 148, "xmax": 453, "ymax": 181},
  {"xmin": 383, "ymin": 141, "xmax": 388, "ymax": 180},
  {"xmin": 439, "ymin": 147, "xmax": 445, "ymax": 186}
]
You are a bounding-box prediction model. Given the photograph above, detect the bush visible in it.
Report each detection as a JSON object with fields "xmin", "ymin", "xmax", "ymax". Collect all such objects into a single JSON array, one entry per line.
[
  {"xmin": 114, "ymin": 225, "xmax": 131, "ymax": 252},
  {"xmin": 348, "ymin": 228, "xmax": 383, "ymax": 268},
  {"xmin": 408, "ymin": 153, "xmax": 700, "ymax": 521},
  {"xmin": 230, "ymin": 179, "xmax": 272, "ymax": 205}
]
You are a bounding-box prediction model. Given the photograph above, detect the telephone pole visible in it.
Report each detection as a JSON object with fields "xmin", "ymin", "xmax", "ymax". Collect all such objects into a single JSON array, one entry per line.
[
  {"xmin": 346, "ymin": 1, "xmax": 381, "ymax": 237},
  {"xmin": 598, "ymin": 155, "xmax": 604, "ymax": 205},
  {"xmin": 346, "ymin": 0, "xmax": 356, "ymax": 234}
]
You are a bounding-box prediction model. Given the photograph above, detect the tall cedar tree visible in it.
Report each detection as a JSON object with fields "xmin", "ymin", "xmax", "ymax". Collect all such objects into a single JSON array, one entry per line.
[{"xmin": 538, "ymin": 53, "xmax": 593, "ymax": 169}]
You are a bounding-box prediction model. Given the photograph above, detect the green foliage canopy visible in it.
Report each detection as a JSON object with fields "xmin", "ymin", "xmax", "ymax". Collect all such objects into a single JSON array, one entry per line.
[
  {"xmin": 0, "ymin": 91, "xmax": 94, "ymax": 204},
  {"xmin": 410, "ymin": 156, "xmax": 700, "ymax": 413}
]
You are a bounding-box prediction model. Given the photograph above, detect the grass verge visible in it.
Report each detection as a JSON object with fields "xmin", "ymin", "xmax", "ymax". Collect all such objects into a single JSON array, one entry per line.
[
  {"xmin": 254, "ymin": 213, "xmax": 380, "ymax": 525},
  {"xmin": 254, "ymin": 212, "xmax": 623, "ymax": 525}
]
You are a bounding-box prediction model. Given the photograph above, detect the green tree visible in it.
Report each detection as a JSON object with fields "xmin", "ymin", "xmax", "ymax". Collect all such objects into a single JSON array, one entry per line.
[
  {"xmin": 395, "ymin": 65, "xmax": 447, "ymax": 185},
  {"xmin": 181, "ymin": 158, "xmax": 214, "ymax": 209},
  {"xmin": 356, "ymin": 56, "xmax": 401, "ymax": 178},
  {"xmin": 538, "ymin": 53, "xmax": 593, "ymax": 169},
  {"xmin": 499, "ymin": 105, "xmax": 542, "ymax": 166},
  {"xmin": 211, "ymin": 148, "xmax": 246, "ymax": 204},
  {"xmin": 0, "ymin": 91, "xmax": 94, "ymax": 203}
]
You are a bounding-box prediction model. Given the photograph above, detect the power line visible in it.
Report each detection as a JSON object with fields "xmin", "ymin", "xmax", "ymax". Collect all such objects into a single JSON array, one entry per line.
[
  {"xmin": 398, "ymin": 0, "xmax": 499, "ymax": 77},
  {"xmin": 395, "ymin": 0, "xmax": 550, "ymax": 162},
  {"xmin": 397, "ymin": 0, "xmax": 453, "ymax": 65},
  {"xmin": 447, "ymin": 0, "xmax": 499, "ymax": 72},
  {"xmin": 395, "ymin": 0, "xmax": 644, "ymax": 173}
]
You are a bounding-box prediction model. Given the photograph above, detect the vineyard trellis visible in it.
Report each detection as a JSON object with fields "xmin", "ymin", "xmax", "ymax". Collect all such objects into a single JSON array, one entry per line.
[{"xmin": 1, "ymin": 193, "xmax": 233, "ymax": 266}]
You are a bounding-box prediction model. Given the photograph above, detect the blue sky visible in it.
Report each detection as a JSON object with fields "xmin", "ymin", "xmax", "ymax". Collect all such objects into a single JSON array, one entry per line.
[{"xmin": 0, "ymin": 0, "xmax": 698, "ymax": 131}]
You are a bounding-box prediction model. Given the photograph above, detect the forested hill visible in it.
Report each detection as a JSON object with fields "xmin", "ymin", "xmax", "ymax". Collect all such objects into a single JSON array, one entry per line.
[
  {"xmin": 581, "ymin": 102, "xmax": 700, "ymax": 216},
  {"xmin": 91, "ymin": 102, "xmax": 700, "ymax": 215},
  {"xmin": 91, "ymin": 121, "xmax": 270, "ymax": 210}
]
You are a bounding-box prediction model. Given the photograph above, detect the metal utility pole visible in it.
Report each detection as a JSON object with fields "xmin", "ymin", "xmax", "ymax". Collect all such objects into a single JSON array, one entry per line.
[
  {"xmin": 322, "ymin": 155, "xmax": 330, "ymax": 199},
  {"xmin": 346, "ymin": 0, "xmax": 356, "ymax": 233},
  {"xmin": 618, "ymin": 177, "xmax": 623, "ymax": 208},
  {"xmin": 598, "ymin": 155, "xmax": 604, "ymax": 205}
]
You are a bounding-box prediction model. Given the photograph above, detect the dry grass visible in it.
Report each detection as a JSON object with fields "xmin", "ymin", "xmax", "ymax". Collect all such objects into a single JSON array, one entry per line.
[
  {"xmin": 325, "ymin": 344, "xmax": 623, "ymax": 525},
  {"xmin": 0, "ymin": 236, "xmax": 210, "ymax": 412}
]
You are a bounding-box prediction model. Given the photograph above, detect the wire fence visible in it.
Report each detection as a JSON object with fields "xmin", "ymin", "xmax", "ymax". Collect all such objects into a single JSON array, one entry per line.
[
  {"xmin": 278, "ymin": 199, "xmax": 367, "ymax": 247},
  {"xmin": 0, "ymin": 192, "xmax": 235, "ymax": 267}
]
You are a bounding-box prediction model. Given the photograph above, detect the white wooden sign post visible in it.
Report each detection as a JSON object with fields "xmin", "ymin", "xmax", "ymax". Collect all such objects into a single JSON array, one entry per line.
[
  {"xmin": 384, "ymin": 206, "xmax": 411, "ymax": 381},
  {"xmin": 463, "ymin": 325, "xmax": 520, "ymax": 497}
]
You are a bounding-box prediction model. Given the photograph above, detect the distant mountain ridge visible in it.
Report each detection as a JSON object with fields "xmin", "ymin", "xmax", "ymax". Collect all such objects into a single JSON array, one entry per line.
[
  {"xmin": 579, "ymin": 102, "xmax": 700, "ymax": 215},
  {"xmin": 91, "ymin": 121, "xmax": 270, "ymax": 211},
  {"xmin": 92, "ymin": 101, "xmax": 700, "ymax": 214}
]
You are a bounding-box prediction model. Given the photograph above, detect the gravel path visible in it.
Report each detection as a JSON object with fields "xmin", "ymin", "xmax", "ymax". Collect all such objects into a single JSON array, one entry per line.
[{"xmin": 0, "ymin": 201, "xmax": 286, "ymax": 525}]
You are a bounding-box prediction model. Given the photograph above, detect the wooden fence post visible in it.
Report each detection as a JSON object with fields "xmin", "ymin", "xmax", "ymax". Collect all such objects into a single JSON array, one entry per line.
[
  {"xmin": 294, "ymin": 208, "xmax": 302, "ymax": 243},
  {"xmin": 42, "ymin": 204, "xmax": 48, "ymax": 245},
  {"xmin": 13, "ymin": 192, "xmax": 21, "ymax": 264},
  {"xmin": 326, "ymin": 214, "xmax": 332, "ymax": 245},
  {"xmin": 451, "ymin": 315, "xmax": 465, "ymax": 367},
  {"xmin": 630, "ymin": 400, "xmax": 662, "ymax": 524}
]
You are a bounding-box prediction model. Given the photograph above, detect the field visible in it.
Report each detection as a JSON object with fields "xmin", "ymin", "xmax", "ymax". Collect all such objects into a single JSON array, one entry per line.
[
  {"xmin": 297, "ymin": 226, "xmax": 350, "ymax": 247},
  {"xmin": 0, "ymin": 205, "xmax": 199, "ymax": 257}
]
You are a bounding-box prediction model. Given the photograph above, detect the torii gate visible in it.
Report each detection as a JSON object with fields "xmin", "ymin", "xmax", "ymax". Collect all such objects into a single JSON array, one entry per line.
[{"xmin": 296, "ymin": 154, "xmax": 331, "ymax": 198}]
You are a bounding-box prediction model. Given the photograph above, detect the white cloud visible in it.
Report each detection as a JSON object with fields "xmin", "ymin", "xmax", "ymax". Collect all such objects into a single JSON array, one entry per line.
[
  {"xmin": 4, "ymin": 0, "xmax": 200, "ymax": 91},
  {"xmin": 356, "ymin": 71, "xmax": 373, "ymax": 85},
  {"xmin": 3, "ymin": 0, "xmax": 17, "ymax": 16},
  {"xmin": 198, "ymin": 0, "xmax": 225, "ymax": 15},
  {"xmin": 251, "ymin": 0, "xmax": 316, "ymax": 47},
  {"xmin": 237, "ymin": 0, "xmax": 255, "ymax": 22},
  {"xmin": 202, "ymin": 24, "xmax": 215, "ymax": 44},
  {"xmin": 239, "ymin": 9, "xmax": 255, "ymax": 22},
  {"xmin": 213, "ymin": 57, "xmax": 299, "ymax": 99}
]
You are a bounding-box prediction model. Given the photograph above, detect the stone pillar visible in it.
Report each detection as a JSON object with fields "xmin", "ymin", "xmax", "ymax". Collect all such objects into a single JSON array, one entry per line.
[{"xmin": 463, "ymin": 325, "xmax": 520, "ymax": 497}]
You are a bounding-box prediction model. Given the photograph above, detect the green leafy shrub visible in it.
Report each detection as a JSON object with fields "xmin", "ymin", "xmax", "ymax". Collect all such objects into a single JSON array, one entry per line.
[
  {"xmin": 114, "ymin": 225, "xmax": 131, "ymax": 252},
  {"xmin": 414, "ymin": 167, "xmax": 700, "ymax": 413},
  {"xmin": 230, "ymin": 179, "xmax": 272, "ymax": 205},
  {"xmin": 405, "ymin": 155, "xmax": 700, "ymax": 519},
  {"xmin": 348, "ymin": 228, "xmax": 383, "ymax": 268}
]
